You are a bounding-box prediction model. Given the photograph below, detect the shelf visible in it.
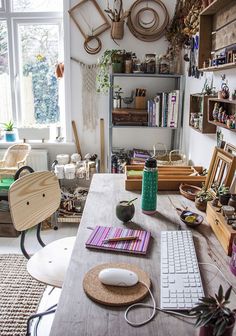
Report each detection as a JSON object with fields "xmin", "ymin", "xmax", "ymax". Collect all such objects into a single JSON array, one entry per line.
[
  {"xmin": 208, "ymin": 120, "xmax": 236, "ymax": 131},
  {"xmin": 112, "ymin": 125, "xmax": 177, "ymax": 129},
  {"xmin": 198, "ymin": 0, "xmax": 236, "ymax": 71},
  {"xmin": 111, "ymin": 73, "xmax": 182, "ymax": 79},
  {"xmin": 201, "ymin": 0, "xmax": 233, "ymax": 15},
  {"xmin": 208, "ymin": 98, "xmax": 236, "ymax": 104},
  {"xmin": 199, "ymin": 62, "xmax": 236, "ymax": 72},
  {"xmin": 112, "ymin": 108, "xmax": 147, "ymax": 114},
  {"xmin": 189, "ymin": 95, "xmax": 217, "ymax": 134}
]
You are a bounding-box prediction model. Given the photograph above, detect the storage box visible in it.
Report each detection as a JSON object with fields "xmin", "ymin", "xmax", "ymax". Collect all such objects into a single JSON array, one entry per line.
[
  {"xmin": 0, "ymin": 211, "xmax": 20, "ymax": 237},
  {"xmin": 206, "ymin": 202, "xmax": 236, "ymax": 256},
  {"xmin": 112, "ymin": 109, "xmax": 148, "ymax": 126},
  {"xmin": 125, "ymin": 165, "xmax": 206, "ymax": 191}
]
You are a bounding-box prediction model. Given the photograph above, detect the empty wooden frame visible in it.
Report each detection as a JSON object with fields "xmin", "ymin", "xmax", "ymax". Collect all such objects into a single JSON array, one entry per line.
[
  {"xmin": 69, "ymin": 0, "xmax": 110, "ymax": 39},
  {"xmin": 205, "ymin": 147, "xmax": 236, "ymax": 195}
]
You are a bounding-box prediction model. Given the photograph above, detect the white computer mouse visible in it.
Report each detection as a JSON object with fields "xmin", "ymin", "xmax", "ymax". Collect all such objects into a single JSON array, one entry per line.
[{"xmin": 98, "ymin": 268, "xmax": 139, "ymax": 287}]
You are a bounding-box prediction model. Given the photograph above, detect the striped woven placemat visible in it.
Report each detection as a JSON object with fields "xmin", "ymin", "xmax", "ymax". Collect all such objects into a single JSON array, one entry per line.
[{"xmin": 0, "ymin": 254, "xmax": 46, "ymax": 336}]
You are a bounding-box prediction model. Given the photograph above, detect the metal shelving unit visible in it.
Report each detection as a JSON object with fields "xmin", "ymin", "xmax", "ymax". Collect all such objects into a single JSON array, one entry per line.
[{"xmin": 108, "ymin": 73, "xmax": 185, "ymax": 171}]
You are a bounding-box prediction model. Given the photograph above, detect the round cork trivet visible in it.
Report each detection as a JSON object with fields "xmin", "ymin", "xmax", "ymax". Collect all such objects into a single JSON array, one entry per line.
[{"xmin": 83, "ymin": 263, "xmax": 151, "ymax": 306}]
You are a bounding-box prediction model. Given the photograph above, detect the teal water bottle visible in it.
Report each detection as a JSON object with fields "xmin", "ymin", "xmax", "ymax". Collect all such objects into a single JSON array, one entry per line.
[{"xmin": 141, "ymin": 158, "xmax": 157, "ymax": 215}]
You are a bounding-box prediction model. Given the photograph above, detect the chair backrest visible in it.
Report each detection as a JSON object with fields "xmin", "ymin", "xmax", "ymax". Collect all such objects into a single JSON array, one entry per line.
[
  {"xmin": 3, "ymin": 143, "xmax": 31, "ymax": 167},
  {"xmin": 9, "ymin": 171, "xmax": 61, "ymax": 231}
]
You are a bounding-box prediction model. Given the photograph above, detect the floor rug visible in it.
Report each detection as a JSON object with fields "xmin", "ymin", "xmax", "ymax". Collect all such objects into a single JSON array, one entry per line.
[{"xmin": 0, "ymin": 254, "xmax": 46, "ymax": 336}]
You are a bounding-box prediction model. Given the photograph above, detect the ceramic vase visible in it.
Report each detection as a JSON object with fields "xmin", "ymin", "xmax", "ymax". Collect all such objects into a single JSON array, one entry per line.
[
  {"xmin": 228, "ymin": 194, "xmax": 236, "ymax": 211},
  {"xmin": 195, "ymin": 198, "xmax": 207, "ymax": 212},
  {"xmin": 199, "ymin": 320, "xmax": 235, "ymax": 336},
  {"xmin": 219, "ymin": 193, "xmax": 231, "ymax": 206}
]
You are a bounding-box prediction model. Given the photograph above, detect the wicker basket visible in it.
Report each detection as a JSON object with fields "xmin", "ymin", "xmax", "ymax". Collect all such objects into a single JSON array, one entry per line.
[
  {"xmin": 111, "ymin": 21, "xmax": 124, "ymax": 40},
  {"xmin": 153, "ymin": 143, "xmax": 187, "ymax": 166}
]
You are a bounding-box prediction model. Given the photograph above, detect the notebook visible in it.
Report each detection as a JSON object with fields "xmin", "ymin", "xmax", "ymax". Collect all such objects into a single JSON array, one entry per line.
[{"xmin": 85, "ymin": 226, "xmax": 151, "ymax": 255}]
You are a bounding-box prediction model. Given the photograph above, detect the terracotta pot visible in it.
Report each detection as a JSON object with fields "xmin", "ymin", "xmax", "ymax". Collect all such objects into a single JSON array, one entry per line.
[
  {"xmin": 111, "ymin": 21, "xmax": 124, "ymax": 40},
  {"xmin": 219, "ymin": 193, "xmax": 231, "ymax": 206},
  {"xmin": 195, "ymin": 198, "xmax": 207, "ymax": 212},
  {"xmin": 199, "ymin": 320, "xmax": 235, "ymax": 336}
]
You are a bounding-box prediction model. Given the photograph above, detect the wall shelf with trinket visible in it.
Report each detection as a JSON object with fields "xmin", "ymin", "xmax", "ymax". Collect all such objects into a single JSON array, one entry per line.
[
  {"xmin": 198, "ymin": 0, "xmax": 236, "ymax": 72},
  {"xmin": 189, "ymin": 94, "xmax": 217, "ymax": 134},
  {"xmin": 208, "ymin": 98, "xmax": 236, "ymax": 132}
]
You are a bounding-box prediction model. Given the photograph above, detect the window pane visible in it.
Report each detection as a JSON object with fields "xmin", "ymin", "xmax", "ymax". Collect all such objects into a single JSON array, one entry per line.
[
  {"xmin": 18, "ymin": 24, "xmax": 60, "ymax": 125},
  {"xmin": 12, "ymin": 0, "xmax": 63, "ymax": 12},
  {"xmin": 0, "ymin": 21, "xmax": 13, "ymax": 124}
]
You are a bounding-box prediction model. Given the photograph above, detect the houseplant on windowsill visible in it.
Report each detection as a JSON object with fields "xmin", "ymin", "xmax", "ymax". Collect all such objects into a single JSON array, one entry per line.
[
  {"xmin": 190, "ymin": 285, "xmax": 236, "ymax": 336},
  {"xmin": 3, "ymin": 121, "xmax": 16, "ymax": 142}
]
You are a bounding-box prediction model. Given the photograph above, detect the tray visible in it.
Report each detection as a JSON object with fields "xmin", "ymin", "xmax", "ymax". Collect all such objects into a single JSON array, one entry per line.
[{"xmin": 125, "ymin": 165, "xmax": 206, "ymax": 191}]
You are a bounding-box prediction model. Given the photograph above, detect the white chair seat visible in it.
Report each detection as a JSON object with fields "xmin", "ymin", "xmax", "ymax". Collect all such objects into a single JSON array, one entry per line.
[{"xmin": 27, "ymin": 236, "xmax": 76, "ymax": 288}]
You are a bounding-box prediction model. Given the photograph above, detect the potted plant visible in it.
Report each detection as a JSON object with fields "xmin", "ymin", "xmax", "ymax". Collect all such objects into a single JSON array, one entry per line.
[
  {"xmin": 3, "ymin": 121, "xmax": 16, "ymax": 142},
  {"xmin": 105, "ymin": 0, "xmax": 130, "ymax": 40},
  {"xmin": 218, "ymin": 185, "xmax": 231, "ymax": 206},
  {"xmin": 195, "ymin": 186, "xmax": 213, "ymax": 212},
  {"xmin": 190, "ymin": 285, "xmax": 236, "ymax": 336},
  {"xmin": 96, "ymin": 49, "xmax": 125, "ymax": 94}
]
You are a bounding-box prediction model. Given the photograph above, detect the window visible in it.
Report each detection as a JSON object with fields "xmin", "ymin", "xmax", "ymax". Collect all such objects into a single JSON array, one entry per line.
[{"xmin": 0, "ymin": 0, "xmax": 64, "ymax": 131}]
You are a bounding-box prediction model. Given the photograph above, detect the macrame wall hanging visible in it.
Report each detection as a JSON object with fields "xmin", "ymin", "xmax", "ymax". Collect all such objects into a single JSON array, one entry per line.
[{"xmin": 71, "ymin": 57, "xmax": 99, "ymax": 131}]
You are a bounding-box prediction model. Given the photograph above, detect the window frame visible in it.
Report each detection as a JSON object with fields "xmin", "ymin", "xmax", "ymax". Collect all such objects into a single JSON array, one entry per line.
[{"xmin": 0, "ymin": 0, "xmax": 71, "ymax": 141}]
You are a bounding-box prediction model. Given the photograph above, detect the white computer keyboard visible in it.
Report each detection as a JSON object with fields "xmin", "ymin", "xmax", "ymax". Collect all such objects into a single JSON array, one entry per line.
[{"xmin": 160, "ymin": 230, "xmax": 204, "ymax": 310}]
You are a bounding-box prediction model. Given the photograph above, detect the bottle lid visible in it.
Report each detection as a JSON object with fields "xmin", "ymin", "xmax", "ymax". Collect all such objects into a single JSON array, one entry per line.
[{"xmin": 145, "ymin": 157, "xmax": 157, "ymax": 168}]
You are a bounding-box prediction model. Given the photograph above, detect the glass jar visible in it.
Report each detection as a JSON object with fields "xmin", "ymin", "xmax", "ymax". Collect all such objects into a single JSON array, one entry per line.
[
  {"xmin": 159, "ymin": 56, "xmax": 170, "ymax": 74},
  {"xmin": 145, "ymin": 54, "xmax": 156, "ymax": 74}
]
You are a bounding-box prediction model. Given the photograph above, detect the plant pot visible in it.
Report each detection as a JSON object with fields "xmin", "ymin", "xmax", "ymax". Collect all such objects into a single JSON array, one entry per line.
[
  {"xmin": 219, "ymin": 193, "xmax": 231, "ymax": 206},
  {"xmin": 112, "ymin": 62, "xmax": 123, "ymax": 73},
  {"xmin": 111, "ymin": 21, "xmax": 124, "ymax": 40},
  {"xmin": 228, "ymin": 194, "xmax": 236, "ymax": 211},
  {"xmin": 18, "ymin": 127, "xmax": 50, "ymax": 142},
  {"xmin": 230, "ymin": 238, "xmax": 236, "ymax": 275},
  {"xmin": 199, "ymin": 319, "xmax": 235, "ymax": 336},
  {"xmin": 5, "ymin": 131, "xmax": 16, "ymax": 142},
  {"xmin": 116, "ymin": 201, "xmax": 135, "ymax": 222},
  {"xmin": 195, "ymin": 198, "xmax": 207, "ymax": 212}
]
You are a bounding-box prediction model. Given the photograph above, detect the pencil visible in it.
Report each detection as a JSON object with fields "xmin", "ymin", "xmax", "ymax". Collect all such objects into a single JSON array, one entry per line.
[{"xmin": 103, "ymin": 236, "xmax": 140, "ymax": 243}]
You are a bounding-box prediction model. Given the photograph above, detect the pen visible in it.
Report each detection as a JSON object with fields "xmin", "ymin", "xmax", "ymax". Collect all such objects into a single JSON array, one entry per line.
[{"xmin": 103, "ymin": 236, "xmax": 140, "ymax": 243}]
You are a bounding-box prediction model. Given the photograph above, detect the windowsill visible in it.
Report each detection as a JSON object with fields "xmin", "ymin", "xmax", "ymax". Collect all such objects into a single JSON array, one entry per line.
[{"xmin": 0, "ymin": 139, "xmax": 75, "ymax": 147}]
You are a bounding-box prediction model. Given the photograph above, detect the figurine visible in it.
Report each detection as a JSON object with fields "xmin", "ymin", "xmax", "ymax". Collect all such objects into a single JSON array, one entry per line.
[{"xmin": 212, "ymin": 102, "xmax": 220, "ymax": 121}]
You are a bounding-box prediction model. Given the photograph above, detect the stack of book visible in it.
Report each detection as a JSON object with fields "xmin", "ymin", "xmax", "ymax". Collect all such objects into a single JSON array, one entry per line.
[
  {"xmin": 131, "ymin": 148, "xmax": 150, "ymax": 164},
  {"xmin": 147, "ymin": 90, "xmax": 180, "ymax": 128}
]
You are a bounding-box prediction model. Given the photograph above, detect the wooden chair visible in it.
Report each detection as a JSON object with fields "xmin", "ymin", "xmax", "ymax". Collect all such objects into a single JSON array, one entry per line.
[
  {"xmin": 8, "ymin": 171, "xmax": 76, "ymax": 334},
  {"xmin": 0, "ymin": 143, "xmax": 31, "ymax": 178}
]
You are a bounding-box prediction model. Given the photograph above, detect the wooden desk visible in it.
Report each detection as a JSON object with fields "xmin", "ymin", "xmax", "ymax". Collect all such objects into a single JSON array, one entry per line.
[{"xmin": 50, "ymin": 174, "xmax": 236, "ymax": 336}]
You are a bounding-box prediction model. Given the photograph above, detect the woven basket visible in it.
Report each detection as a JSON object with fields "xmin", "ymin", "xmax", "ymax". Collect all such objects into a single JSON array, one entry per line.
[
  {"xmin": 111, "ymin": 21, "xmax": 124, "ymax": 40},
  {"xmin": 153, "ymin": 143, "xmax": 187, "ymax": 166}
]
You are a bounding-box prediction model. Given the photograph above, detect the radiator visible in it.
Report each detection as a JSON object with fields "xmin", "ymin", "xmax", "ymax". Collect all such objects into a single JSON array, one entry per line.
[{"xmin": 0, "ymin": 149, "xmax": 49, "ymax": 171}]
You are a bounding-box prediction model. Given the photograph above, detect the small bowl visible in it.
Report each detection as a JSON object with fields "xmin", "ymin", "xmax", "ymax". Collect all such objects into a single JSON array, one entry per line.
[
  {"xmin": 179, "ymin": 209, "xmax": 203, "ymax": 227},
  {"xmin": 179, "ymin": 184, "xmax": 202, "ymax": 201}
]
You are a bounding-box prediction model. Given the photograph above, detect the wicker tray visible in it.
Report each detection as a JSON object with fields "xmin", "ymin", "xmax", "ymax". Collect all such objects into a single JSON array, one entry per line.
[{"xmin": 179, "ymin": 183, "xmax": 202, "ymax": 201}]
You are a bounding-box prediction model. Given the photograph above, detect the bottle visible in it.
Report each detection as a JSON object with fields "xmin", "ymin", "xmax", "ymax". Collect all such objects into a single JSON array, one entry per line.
[{"xmin": 141, "ymin": 158, "xmax": 158, "ymax": 215}]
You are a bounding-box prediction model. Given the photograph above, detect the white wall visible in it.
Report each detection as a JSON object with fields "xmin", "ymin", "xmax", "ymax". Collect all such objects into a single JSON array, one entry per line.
[
  {"xmin": 69, "ymin": 0, "xmax": 176, "ymax": 164},
  {"xmin": 182, "ymin": 69, "xmax": 236, "ymax": 168}
]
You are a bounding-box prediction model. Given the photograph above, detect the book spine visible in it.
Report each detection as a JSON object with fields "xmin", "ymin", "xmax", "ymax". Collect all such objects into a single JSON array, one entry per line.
[
  {"xmin": 152, "ymin": 100, "xmax": 156, "ymax": 127},
  {"xmin": 148, "ymin": 100, "xmax": 153, "ymax": 127}
]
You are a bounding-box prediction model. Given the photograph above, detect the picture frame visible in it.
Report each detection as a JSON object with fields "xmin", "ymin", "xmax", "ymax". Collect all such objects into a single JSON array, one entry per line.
[
  {"xmin": 69, "ymin": 0, "xmax": 110, "ymax": 39},
  {"xmin": 205, "ymin": 147, "xmax": 236, "ymax": 196},
  {"xmin": 225, "ymin": 143, "xmax": 236, "ymax": 156}
]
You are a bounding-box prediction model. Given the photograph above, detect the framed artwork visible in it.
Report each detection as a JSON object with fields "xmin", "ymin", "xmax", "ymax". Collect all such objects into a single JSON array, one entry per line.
[
  {"xmin": 69, "ymin": 0, "xmax": 110, "ymax": 39},
  {"xmin": 205, "ymin": 147, "xmax": 236, "ymax": 196},
  {"xmin": 225, "ymin": 143, "xmax": 236, "ymax": 156}
]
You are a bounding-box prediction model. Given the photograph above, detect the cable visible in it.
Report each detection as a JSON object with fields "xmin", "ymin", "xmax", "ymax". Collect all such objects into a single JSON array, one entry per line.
[{"xmin": 124, "ymin": 281, "xmax": 195, "ymax": 327}]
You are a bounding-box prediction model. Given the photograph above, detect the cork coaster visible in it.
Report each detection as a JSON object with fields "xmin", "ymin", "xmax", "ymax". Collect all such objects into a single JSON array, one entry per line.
[{"xmin": 83, "ymin": 263, "xmax": 151, "ymax": 306}]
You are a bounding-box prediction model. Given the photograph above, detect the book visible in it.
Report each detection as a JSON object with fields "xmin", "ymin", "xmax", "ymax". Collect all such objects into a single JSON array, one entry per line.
[
  {"xmin": 85, "ymin": 226, "xmax": 151, "ymax": 255},
  {"xmin": 167, "ymin": 90, "xmax": 179, "ymax": 128},
  {"xmin": 132, "ymin": 148, "xmax": 150, "ymax": 161}
]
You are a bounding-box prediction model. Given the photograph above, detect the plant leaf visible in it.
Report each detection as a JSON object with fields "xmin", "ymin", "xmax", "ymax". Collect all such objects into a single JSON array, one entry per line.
[
  {"xmin": 225, "ymin": 286, "xmax": 232, "ymax": 301},
  {"xmin": 218, "ymin": 285, "xmax": 223, "ymax": 302},
  {"xmin": 215, "ymin": 319, "xmax": 227, "ymax": 336}
]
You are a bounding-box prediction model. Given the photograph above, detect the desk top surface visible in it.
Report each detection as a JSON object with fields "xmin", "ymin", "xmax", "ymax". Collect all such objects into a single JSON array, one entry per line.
[{"xmin": 50, "ymin": 174, "xmax": 236, "ymax": 336}]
